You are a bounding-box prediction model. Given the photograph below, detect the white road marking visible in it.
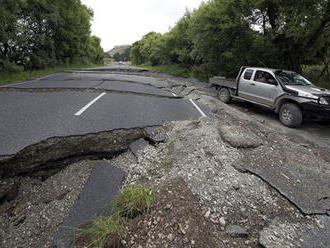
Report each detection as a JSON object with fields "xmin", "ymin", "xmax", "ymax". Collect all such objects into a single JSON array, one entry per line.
[
  {"xmin": 189, "ymin": 99, "xmax": 207, "ymax": 117},
  {"xmin": 74, "ymin": 92, "xmax": 106, "ymax": 116}
]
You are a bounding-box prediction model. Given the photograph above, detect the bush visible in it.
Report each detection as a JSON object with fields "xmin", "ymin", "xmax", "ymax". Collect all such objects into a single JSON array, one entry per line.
[{"xmin": 0, "ymin": 60, "xmax": 24, "ymax": 72}]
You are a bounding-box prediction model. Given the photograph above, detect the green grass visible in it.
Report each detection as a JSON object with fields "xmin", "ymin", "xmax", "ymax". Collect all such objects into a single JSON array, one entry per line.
[
  {"xmin": 75, "ymin": 185, "xmax": 155, "ymax": 248},
  {"xmin": 113, "ymin": 185, "xmax": 154, "ymax": 218},
  {"xmin": 138, "ymin": 64, "xmax": 192, "ymax": 78},
  {"xmin": 0, "ymin": 64, "xmax": 103, "ymax": 86},
  {"xmin": 302, "ymin": 64, "xmax": 330, "ymax": 89},
  {"xmin": 75, "ymin": 213, "xmax": 126, "ymax": 248}
]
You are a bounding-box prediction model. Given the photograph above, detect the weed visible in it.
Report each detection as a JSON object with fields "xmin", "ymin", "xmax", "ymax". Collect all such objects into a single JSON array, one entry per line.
[
  {"xmin": 74, "ymin": 185, "xmax": 155, "ymax": 247},
  {"xmin": 75, "ymin": 213, "xmax": 126, "ymax": 248},
  {"xmin": 114, "ymin": 185, "xmax": 155, "ymax": 219}
]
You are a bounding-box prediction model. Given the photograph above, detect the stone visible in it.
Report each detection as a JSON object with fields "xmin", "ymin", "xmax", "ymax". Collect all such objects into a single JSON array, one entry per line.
[
  {"xmin": 219, "ymin": 125, "xmax": 262, "ymax": 148},
  {"xmin": 225, "ymin": 225, "xmax": 248, "ymax": 238},
  {"xmin": 167, "ymin": 234, "xmax": 174, "ymax": 241},
  {"xmin": 219, "ymin": 217, "xmax": 226, "ymax": 226}
]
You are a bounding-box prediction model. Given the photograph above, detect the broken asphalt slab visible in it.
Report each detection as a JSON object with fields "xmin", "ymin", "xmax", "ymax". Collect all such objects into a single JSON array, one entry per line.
[
  {"xmin": 259, "ymin": 216, "xmax": 330, "ymax": 248},
  {"xmin": 238, "ymin": 156, "xmax": 330, "ymax": 215},
  {"xmin": 217, "ymin": 122, "xmax": 330, "ymax": 215},
  {"xmin": 52, "ymin": 161, "xmax": 125, "ymax": 248},
  {"xmin": 1, "ymin": 78, "xmax": 171, "ymax": 97},
  {"xmin": 96, "ymin": 80, "xmax": 172, "ymax": 96},
  {"xmin": 129, "ymin": 138, "xmax": 150, "ymax": 158},
  {"xmin": 0, "ymin": 127, "xmax": 150, "ymax": 176}
]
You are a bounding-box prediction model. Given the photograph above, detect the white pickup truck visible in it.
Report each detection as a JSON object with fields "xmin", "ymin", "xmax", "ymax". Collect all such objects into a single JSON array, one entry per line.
[{"xmin": 210, "ymin": 66, "xmax": 330, "ymax": 127}]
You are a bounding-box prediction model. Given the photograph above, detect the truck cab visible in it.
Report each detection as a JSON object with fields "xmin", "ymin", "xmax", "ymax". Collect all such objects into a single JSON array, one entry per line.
[
  {"xmin": 210, "ymin": 67, "xmax": 330, "ymax": 127},
  {"xmin": 237, "ymin": 68, "xmax": 281, "ymax": 108}
]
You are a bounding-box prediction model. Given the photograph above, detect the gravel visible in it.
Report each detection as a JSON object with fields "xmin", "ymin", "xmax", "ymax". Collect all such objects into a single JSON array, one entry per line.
[{"xmin": 0, "ymin": 160, "xmax": 98, "ymax": 248}]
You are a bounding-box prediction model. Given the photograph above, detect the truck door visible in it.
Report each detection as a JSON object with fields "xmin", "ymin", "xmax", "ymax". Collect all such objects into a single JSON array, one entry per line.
[{"xmin": 239, "ymin": 70, "xmax": 280, "ymax": 107}]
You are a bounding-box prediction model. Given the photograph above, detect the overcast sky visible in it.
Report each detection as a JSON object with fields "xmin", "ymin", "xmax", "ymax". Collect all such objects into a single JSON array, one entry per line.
[{"xmin": 81, "ymin": 0, "xmax": 205, "ymax": 51}]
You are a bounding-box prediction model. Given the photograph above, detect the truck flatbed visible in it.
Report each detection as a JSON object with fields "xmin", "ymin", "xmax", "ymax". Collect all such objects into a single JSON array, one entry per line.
[{"xmin": 209, "ymin": 76, "xmax": 237, "ymax": 89}]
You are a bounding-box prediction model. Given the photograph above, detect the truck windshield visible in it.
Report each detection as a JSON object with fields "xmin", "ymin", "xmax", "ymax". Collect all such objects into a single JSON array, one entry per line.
[{"xmin": 275, "ymin": 71, "xmax": 312, "ymax": 86}]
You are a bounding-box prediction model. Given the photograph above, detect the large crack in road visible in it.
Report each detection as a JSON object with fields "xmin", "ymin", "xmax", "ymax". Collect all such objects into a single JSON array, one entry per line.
[
  {"xmin": 0, "ymin": 127, "xmax": 162, "ymax": 177},
  {"xmin": 0, "ymin": 87, "xmax": 179, "ymax": 99}
]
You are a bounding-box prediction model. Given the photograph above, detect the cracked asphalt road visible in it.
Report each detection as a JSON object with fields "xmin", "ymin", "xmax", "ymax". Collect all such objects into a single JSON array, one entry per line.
[{"xmin": 0, "ymin": 65, "xmax": 207, "ymax": 156}]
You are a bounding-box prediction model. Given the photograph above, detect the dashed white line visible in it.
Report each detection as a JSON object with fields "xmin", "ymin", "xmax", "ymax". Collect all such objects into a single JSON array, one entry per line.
[
  {"xmin": 189, "ymin": 99, "xmax": 207, "ymax": 117},
  {"xmin": 74, "ymin": 92, "xmax": 106, "ymax": 116}
]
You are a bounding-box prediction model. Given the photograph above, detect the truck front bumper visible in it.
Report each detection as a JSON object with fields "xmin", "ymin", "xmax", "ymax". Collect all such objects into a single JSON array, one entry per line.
[{"xmin": 301, "ymin": 102, "xmax": 330, "ymax": 120}]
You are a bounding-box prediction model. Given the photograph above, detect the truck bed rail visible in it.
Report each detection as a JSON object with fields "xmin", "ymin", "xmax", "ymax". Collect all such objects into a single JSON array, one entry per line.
[{"xmin": 209, "ymin": 77, "xmax": 237, "ymax": 89}]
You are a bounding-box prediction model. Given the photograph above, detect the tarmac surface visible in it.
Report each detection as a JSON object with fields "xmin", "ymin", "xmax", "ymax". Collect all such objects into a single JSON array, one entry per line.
[{"xmin": 0, "ymin": 65, "xmax": 207, "ymax": 156}]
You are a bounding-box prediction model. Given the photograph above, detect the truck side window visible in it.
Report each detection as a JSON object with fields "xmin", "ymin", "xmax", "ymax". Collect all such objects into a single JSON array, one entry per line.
[
  {"xmin": 243, "ymin": 69, "xmax": 254, "ymax": 80},
  {"xmin": 254, "ymin": 71, "xmax": 275, "ymax": 84}
]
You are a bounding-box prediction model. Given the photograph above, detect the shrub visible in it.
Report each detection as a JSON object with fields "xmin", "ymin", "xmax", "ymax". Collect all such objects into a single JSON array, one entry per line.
[{"xmin": 0, "ymin": 60, "xmax": 24, "ymax": 72}]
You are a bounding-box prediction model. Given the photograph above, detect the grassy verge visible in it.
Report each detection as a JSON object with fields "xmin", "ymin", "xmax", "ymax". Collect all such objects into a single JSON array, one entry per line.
[
  {"xmin": 138, "ymin": 64, "xmax": 192, "ymax": 78},
  {"xmin": 0, "ymin": 64, "xmax": 103, "ymax": 86},
  {"xmin": 75, "ymin": 185, "xmax": 154, "ymax": 248}
]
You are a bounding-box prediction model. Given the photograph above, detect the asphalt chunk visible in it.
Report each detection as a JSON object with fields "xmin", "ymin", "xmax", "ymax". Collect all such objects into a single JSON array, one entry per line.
[{"xmin": 52, "ymin": 161, "xmax": 125, "ymax": 248}]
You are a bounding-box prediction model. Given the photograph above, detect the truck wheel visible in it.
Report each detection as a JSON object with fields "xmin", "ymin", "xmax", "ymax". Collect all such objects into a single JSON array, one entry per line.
[
  {"xmin": 218, "ymin": 88, "xmax": 232, "ymax": 103},
  {"xmin": 279, "ymin": 103, "xmax": 303, "ymax": 127}
]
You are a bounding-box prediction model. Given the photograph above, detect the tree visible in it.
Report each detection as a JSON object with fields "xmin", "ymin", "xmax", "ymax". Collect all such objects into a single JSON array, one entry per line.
[
  {"xmin": 0, "ymin": 0, "xmax": 104, "ymax": 71},
  {"xmin": 130, "ymin": 0, "xmax": 330, "ymax": 80}
]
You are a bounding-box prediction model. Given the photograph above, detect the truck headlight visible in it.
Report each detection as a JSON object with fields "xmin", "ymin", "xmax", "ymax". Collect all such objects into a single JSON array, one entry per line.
[{"xmin": 319, "ymin": 97, "xmax": 329, "ymax": 105}]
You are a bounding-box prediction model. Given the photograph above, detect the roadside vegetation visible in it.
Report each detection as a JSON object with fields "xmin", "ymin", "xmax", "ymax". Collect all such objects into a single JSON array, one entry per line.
[
  {"xmin": 0, "ymin": 64, "xmax": 103, "ymax": 85},
  {"xmin": 130, "ymin": 0, "xmax": 330, "ymax": 89},
  {"xmin": 0, "ymin": 0, "xmax": 104, "ymax": 78},
  {"xmin": 75, "ymin": 185, "xmax": 154, "ymax": 248}
]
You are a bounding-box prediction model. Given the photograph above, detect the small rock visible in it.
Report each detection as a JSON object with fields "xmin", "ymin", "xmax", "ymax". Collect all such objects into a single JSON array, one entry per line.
[
  {"xmin": 225, "ymin": 225, "xmax": 248, "ymax": 238},
  {"xmin": 167, "ymin": 234, "xmax": 174, "ymax": 241},
  {"xmin": 205, "ymin": 210, "xmax": 211, "ymax": 218},
  {"xmin": 316, "ymin": 219, "xmax": 325, "ymax": 229},
  {"xmin": 219, "ymin": 217, "xmax": 226, "ymax": 226},
  {"xmin": 13, "ymin": 214, "xmax": 26, "ymax": 226},
  {"xmin": 165, "ymin": 204, "xmax": 172, "ymax": 210},
  {"xmin": 179, "ymin": 224, "xmax": 186, "ymax": 234},
  {"xmin": 232, "ymin": 185, "xmax": 240, "ymax": 191},
  {"xmin": 191, "ymin": 240, "xmax": 195, "ymax": 245}
]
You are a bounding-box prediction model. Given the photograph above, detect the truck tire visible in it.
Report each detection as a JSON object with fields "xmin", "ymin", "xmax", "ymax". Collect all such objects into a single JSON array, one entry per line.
[
  {"xmin": 218, "ymin": 87, "xmax": 232, "ymax": 103},
  {"xmin": 279, "ymin": 103, "xmax": 303, "ymax": 127}
]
